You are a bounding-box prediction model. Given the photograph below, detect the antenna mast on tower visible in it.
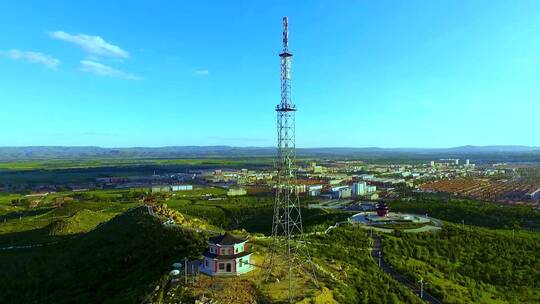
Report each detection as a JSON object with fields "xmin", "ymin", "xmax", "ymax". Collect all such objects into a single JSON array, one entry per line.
[{"xmin": 267, "ymin": 16, "xmax": 317, "ymax": 303}]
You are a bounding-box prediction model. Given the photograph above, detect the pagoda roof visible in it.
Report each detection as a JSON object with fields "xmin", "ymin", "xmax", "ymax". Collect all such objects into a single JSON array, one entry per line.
[
  {"xmin": 203, "ymin": 250, "xmax": 251, "ymax": 260},
  {"xmin": 208, "ymin": 233, "xmax": 247, "ymax": 245}
]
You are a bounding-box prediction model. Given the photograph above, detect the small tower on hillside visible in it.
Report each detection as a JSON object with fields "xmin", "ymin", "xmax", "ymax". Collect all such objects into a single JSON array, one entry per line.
[{"xmin": 200, "ymin": 233, "xmax": 254, "ymax": 276}]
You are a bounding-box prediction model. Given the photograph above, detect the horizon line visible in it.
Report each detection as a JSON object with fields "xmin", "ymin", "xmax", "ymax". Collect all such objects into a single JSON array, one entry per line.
[{"xmin": 0, "ymin": 144, "xmax": 538, "ymax": 150}]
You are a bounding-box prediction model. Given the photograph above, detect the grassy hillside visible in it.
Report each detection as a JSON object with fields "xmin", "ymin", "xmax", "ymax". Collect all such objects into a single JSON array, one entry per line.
[
  {"xmin": 309, "ymin": 226, "xmax": 423, "ymax": 304},
  {"xmin": 0, "ymin": 207, "xmax": 207, "ymax": 304},
  {"xmin": 1, "ymin": 188, "xmax": 538, "ymax": 303},
  {"xmin": 165, "ymin": 195, "xmax": 350, "ymax": 235},
  {"xmin": 46, "ymin": 209, "xmax": 111, "ymax": 235},
  {"xmin": 0, "ymin": 193, "xmax": 138, "ymax": 246},
  {"xmin": 382, "ymin": 224, "xmax": 540, "ymax": 303}
]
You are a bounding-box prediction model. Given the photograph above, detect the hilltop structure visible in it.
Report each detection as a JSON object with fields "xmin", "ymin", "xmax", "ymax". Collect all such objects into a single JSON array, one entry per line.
[{"xmin": 200, "ymin": 233, "xmax": 254, "ymax": 276}]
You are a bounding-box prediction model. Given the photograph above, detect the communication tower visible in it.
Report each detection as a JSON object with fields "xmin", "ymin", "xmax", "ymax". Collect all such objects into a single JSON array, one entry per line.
[{"xmin": 267, "ymin": 16, "xmax": 317, "ymax": 302}]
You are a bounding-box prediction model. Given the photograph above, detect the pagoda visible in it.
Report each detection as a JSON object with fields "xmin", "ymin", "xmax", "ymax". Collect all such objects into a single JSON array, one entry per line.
[
  {"xmin": 376, "ymin": 202, "xmax": 389, "ymax": 217},
  {"xmin": 199, "ymin": 233, "xmax": 254, "ymax": 276}
]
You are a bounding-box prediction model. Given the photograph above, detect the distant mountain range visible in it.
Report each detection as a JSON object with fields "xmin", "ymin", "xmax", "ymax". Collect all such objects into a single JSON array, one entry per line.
[{"xmin": 0, "ymin": 145, "xmax": 539, "ymax": 162}]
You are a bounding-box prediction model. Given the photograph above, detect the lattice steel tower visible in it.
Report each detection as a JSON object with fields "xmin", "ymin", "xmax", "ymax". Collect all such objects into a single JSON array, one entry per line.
[{"xmin": 267, "ymin": 16, "xmax": 317, "ymax": 303}]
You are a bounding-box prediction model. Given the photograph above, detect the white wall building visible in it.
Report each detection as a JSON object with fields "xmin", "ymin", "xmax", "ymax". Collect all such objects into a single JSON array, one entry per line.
[{"xmin": 352, "ymin": 182, "xmax": 367, "ymax": 197}]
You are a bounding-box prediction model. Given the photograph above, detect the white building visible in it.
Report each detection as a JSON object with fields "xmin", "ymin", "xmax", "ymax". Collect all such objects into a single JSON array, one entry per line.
[
  {"xmin": 308, "ymin": 185, "xmax": 323, "ymax": 196},
  {"xmin": 171, "ymin": 185, "xmax": 193, "ymax": 191},
  {"xmin": 330, "ymin": 186, "xmax": 352, "ymax": 199},
  {"xmin": 352, "ymin": 182, "xmax": 367, "ymax": 197}
]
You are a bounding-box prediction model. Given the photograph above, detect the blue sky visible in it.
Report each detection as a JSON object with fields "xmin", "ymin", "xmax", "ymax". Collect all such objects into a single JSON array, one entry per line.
[{"xmin": 0, "ymin": 0, "xmax": 539, "ymax": 148}]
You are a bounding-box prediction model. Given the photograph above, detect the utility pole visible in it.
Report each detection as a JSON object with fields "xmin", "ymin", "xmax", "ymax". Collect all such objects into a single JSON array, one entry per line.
[
  {"xmin": 184, "ymin": 257, "xmax": 188, "ymax": 285},
  {"xmin": 418, "ymin": 277, "xmax": 427, "ymax": 299},
  {"xmin": 378, "ymin": 251, "xmax": 382, "ymax": 267}
]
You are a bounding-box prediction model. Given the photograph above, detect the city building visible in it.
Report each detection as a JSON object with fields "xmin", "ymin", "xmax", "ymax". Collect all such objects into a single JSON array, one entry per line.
[
  {"xmin": 200, "ymin": 233, "xmax": 254, "ymax": 276},
  {"xmin": 352, "ymin": 182, "xmax": 367, "ymax": 196},
  {"xmin": 152, "ymin": 185, "xmax": 193, "ymax": 193},
  {"xmin": 330, "ymin": 186, "xmax": 352, "ymax": 199},
  {"xmin": 295, "ymin": 184, "xmax": 307, "ymax": 194},
  {"xmin": 171, "ymin": 185, "xmax": 193, "ymax": 191},
  {"xmin": 151, "ymin": 185, "xmax": 171, "ymax": 193},
  {"xmin": 308, "ymin": 185, "xmax": 323, "ymax": 196}
]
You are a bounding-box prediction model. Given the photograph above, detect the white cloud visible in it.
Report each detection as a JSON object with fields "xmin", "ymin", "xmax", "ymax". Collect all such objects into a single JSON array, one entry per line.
[
  {"xmin": 49, "ymin": 31, "xmax": 129, "ymax": 58},
  {"xmin": 79, "ymin": 60, "xmax": 140, "ymax": 80},
  {"xmin": 194, "ymin": 69, "xmax": 209, "ymax": 75},
  {"xmin": 1, "ymin": 49, "xmax": 59, "ymax": 68}
]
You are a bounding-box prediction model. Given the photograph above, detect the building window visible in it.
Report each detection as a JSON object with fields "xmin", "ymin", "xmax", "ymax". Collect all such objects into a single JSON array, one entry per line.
[
  {"xmin": 239, "ymin": 259, "xmax": 243, "ymax": 267},
  {"xmin": 219, "ymin": 263, "xmax": 225, "ymax": 270},
  {"xmin": 205, "ymin": 259, "xmax": 208, "ymax": 267}
]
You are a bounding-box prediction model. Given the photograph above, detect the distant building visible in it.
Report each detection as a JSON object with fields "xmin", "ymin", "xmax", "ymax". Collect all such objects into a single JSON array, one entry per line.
[
  {"xmin": 171, "ymin": 185, "xmax": 193, "ymax": 191},
  {"xmin": 465, "ymin": 159, "xmax": 470, "ymax": 166},
  {"xmin": 151, "ymin": 185, "xmax": 171, "ymax": 193},
  {"xmin": 227, "ymin": 188, "xmax": 247, "ymax": 196},
  {"xmin": 308, "ymin": 185, "xmax": 323, "ymax": 196},
  {"xmin": 430, "ymin": 161, "xmax": 435, "ymax": 167},
  {"xmin": 330, "ymin": 186, "xmax": 352, "ymax": 199},
  {"xmin": 328, "ymin": 179, "xmax": 344, "ymax": 185},
  {"xmin": 152, "ymin": 185, "xmax": 193, "ymax": 193},
  {"xmin": 308, "ymin": 162, "xmax": 325, "ymax": 173},
  {"xmin": 367, "ymin": 185, "xmax": 377, "ymax": 193},
  {"xmin": 295, "ymin": 184, "xmax": 307, "ymax": 194},
  {"xmin": 200, "ymin": 233, "xmax": 254, "ymax": 276},
  {"xmin": 352, "ymin": 182, "xmax": 367, "ymax": 197},
  {"xmin": 359, "ymin": 174, "xmax": 375, "ymax": 180}
]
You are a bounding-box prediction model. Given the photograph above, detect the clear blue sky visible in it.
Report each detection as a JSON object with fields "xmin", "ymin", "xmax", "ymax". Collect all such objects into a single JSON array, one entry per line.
[{"xmin": 1, "ymin": 0, "xmax": 539, "ymax": 148}]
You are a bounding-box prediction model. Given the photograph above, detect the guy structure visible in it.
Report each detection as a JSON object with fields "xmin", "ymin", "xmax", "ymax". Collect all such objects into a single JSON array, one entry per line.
[{"xmin": 266, "ymin": 17, "xmax": 317, "ymax": 302}]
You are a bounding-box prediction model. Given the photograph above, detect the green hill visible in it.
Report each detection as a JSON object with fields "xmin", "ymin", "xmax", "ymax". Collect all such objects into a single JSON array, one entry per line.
[
  {"xmin": 46, "ymin": 209, "xmax": 111, "ymax": 235},
  {"xmin": 0, "ymin": 207, "xmax": 207, "ymax": 304}
]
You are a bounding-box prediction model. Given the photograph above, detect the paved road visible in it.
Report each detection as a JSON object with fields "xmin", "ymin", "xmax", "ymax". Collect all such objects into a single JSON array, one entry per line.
[{"xmin": 370, "ymin": 235, "xmax": 442, "ymax": 304}]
